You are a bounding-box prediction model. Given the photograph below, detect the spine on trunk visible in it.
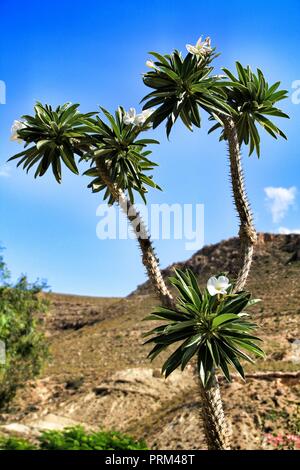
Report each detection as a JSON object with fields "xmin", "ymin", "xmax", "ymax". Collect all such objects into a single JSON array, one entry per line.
[
  {"xmin": 223, "ymin": 117, "xmax": 257, "ymax": 292},
  {"xmin": 96, "ymin": 159, "xmax": 174, "ymax": 307},
  {"xmin": 199, "ymin": 372, "xmax": 231, "ymax": 450}
]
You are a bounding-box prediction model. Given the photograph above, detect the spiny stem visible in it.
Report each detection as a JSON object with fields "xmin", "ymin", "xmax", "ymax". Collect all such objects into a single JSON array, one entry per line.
[
  {"xmin": 222, "ymin": 116, "xmax": 257, "ymax": 292},
  {"xmin": 96, "ymin": 158, "xmax": 174, "ymax": 308},
  {"xmin": 197, "ymin": 115, "xmax": 258, "ymax": 451},
  {"xmin": 198, "ymin": 366, "xmax": 231, "ymax": 450}
]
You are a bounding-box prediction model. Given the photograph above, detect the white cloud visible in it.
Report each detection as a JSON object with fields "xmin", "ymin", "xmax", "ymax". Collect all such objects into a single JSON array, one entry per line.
[
  {"xmin": 0, "ymin": 164, "xmax": 11, "ymax": 178},
  {"xmin": 264, "ymin": 186, "xmax": 297, "ymax": 223},
  {"xmin": 278, "ymin": 227, "xmax": 300, "ymax": 235}
]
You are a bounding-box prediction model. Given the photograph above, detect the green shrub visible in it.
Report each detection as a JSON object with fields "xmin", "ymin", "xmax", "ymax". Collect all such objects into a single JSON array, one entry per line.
[
  {"xmin": 0, "ymin": 436, "xmax": 37, "ymax": 450},
  {"xmin": 0, "ymin": 427, "xmax": 148, "ymax": 450},
  {"xmin": 0, "ymin": 249, "xmax": 49, "ymax": 409}
]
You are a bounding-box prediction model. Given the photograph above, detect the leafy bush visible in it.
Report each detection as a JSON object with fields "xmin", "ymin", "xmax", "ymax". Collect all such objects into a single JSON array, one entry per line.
[
  {"xmin": 0, "ymin": 249, "xmax": 48, "ymax": 409},
  {"xmin": 0, "ymin": 427, "xmax": 148, "ymax": 450},
  {"xmin": 0, "ymin": 436, "xmax": 37, "ymax": 450}
]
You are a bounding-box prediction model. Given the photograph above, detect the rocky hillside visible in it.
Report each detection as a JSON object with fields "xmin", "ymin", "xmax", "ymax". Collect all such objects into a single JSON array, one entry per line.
[
  {"xmin": 1, "ymin": 233, "xmax": 299, "ymax": 450},
  {"xmin": 39, "ymin": 293, "xmax": 120, "ymax": 334},
  {"xmin": 132, "ymin": 233, "xmax": 300, "ymax": 297}
]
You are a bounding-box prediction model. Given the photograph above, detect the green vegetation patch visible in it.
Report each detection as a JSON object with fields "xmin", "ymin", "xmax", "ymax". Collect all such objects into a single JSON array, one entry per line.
[{"xmin": 0, "ymin": 426, "xmax": 148, "ymax": 450}]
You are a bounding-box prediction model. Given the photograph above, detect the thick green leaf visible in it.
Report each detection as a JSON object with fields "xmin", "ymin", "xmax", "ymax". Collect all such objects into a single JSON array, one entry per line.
[{"xmin": 212, "ymin": 314, "xmax": 239, "ymax": 329}]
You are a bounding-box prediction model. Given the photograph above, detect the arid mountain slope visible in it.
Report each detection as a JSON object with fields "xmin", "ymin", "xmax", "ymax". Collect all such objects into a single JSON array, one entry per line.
[{"xmin": 1, "ymin": 233, "xmax": 299, "ymax": 450}]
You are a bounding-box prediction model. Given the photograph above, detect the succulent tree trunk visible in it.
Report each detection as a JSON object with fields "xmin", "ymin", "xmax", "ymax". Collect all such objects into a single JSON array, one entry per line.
[
  {"xmin": 198, "ymin": 367, "xmax": 231, "ymax": 450},
  {"xmin": 96, "ymin": 158, "xmax": 174, "ymax": 307},
  {"xmin": 223, "ymin": 117, "xmax": 257, "ymax": 292},
  {"xmin": 198, "ymin": 117, "xmax": 257, "ymax": 450}
]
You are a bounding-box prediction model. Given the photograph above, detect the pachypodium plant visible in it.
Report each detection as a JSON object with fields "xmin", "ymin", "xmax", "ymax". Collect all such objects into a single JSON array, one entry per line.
[
  {"xmin": 144, "ymin": 269, "xmax": 264, "ymax": 449},
  {"xmin": 8, "ymin": 34, "xmax": 288, "ymax": 451},
  {"xmin": 9, "ymin": 102, "xmax": 173, "ymax": 307},
  {"xmin": 140, "ymin": 36, "xmax": 288, "ymax": 449},
  {"xmin": 83, "ymin": 106, "xmax": 160, "ymax": 205},
  {"xmin": 142, "ymin": 38, "xmax": 232, "ymax": 137},
  {"xmin": 142, "ymin": 38, "xmax": 289, "ymax": 291},
  {"xmin": 9, "ymin": 103, "xmax": 94, "ymax": 182},
  {"xmin": 208, "ymin": 62, "xmax": 289, "ymax": 157},
  {"xmin": 9, "ymin": 102, "xmax": 158, "ymax": 198}
]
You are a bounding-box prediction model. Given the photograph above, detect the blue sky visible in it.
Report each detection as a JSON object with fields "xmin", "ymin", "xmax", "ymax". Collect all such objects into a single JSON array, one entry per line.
[{"xmin": 0, "ymin": 0, "xmax": 299, "ymax": 296}]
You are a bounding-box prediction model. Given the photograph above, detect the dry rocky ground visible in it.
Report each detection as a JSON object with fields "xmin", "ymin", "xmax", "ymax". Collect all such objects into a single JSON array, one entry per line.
[{"xmin": 0, "ymin": 233, "xmax": 299, "ymax": 450}]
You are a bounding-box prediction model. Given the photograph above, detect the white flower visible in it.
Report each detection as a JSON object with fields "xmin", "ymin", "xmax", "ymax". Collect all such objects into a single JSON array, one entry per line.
[
  {"xmin": 146, "ymin": 60, "xmax": 155, "ymax": 69},
  {"xmin": 135, "ymin": 108, "xmax": 154, "ymax": 126},
  {"xmin": 123, "ymin": 107, "xmax": 137, "ymax": 125},
  {"xmin": 123, "ymin": 108, "xmax": 154, "ymax": 127},
  {"xmin": 186, "ymin": 36, "xmax": 212, "ymax": 57},
  {"xmin": 10, "ymin": 120, "xmax": 26, "ymax": 143},
  {"xmin": 134, "ymin": 115, "xmax": 145, "ymax": 126},
  {"xmin": 140, "ymin": 108, "xmax": 154, "ymax": 123},
  {"xmin": 207, "ymin": 275, "xmax": 231, "ymax": 296}
]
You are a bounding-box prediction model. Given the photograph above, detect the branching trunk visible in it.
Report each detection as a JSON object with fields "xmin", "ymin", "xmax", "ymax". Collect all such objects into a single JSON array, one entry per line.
[
  {"xmin": 222, "ymin": 117, "xmax": 257, "ymax": 292},
  {"xmin": 96, "ymin": 158, "xmax": 174, "ymax": 308}
]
